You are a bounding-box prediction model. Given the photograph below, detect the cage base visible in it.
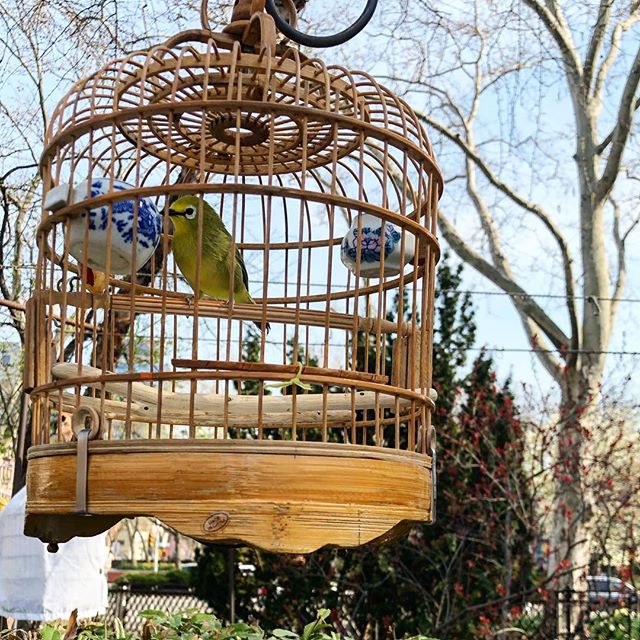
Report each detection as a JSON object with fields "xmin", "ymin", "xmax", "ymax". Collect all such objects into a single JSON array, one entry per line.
[{"xmin": 25, "ymin": 440, "xmax": 432, "ymax": 553}]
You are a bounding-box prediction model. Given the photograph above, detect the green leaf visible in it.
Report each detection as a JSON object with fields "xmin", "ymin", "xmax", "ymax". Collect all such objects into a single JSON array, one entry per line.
[
  {"xmin": 139, "ymin": 610, "xmax": 168, "ymax": 621},
  {"xmin": 302, "ymin": 617, "xmax": 331, "ymax": 640},
  {"xmin": 271, "ymin": 630, "xmax": 299, "ymax": 639},
  {"xmin": 169, "ymin": 613, "xmax": 182, "ymax": 629},
  {"xmin": 41, "ymin": 626, "xmax": 62, "ymax": 640},
  {"xmin": 266, "ymin": 362, "xmax": 313, "ymax": 392},
  {"xmin": 190, "ymin": 614, "xmax": 216, "ymax": 624},
  {"xmin": 113, "ymin": 617, "xmax": 127, "ymax": 640}
]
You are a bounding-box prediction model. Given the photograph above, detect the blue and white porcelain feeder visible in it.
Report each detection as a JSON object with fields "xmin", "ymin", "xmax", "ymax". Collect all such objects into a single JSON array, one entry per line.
[
  {"xmin": 340, "ymin": 213, "xmax": 415, "ymax": 278},
  {"xmin": 44, "ymin": 177, "xmax": 162, "ymax": 275}
]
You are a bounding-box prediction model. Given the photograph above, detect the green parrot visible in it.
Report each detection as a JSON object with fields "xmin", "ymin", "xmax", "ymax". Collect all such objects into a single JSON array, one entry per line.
[{"xmin": 169, "ymin": 195, "xmax": 269, "ymax": 332}]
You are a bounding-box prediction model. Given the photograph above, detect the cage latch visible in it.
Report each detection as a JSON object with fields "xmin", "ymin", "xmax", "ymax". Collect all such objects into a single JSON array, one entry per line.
[
  {"xmin": 72, "ymin": 406, "xmax": 101, "ymax": 514},
  {"xmin": 428, "ymin": 426, "xmax": 437, "ymax": 524}
]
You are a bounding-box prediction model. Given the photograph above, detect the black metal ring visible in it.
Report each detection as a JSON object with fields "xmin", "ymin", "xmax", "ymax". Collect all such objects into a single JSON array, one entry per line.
[{"xmin": 265, "ymin": 0, "xmax": 378, "ymax": 48}]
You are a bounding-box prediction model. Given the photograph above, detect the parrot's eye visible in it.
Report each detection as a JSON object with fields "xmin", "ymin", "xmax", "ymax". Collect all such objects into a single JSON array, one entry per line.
[{"xmin": 184, "ymin": 206, "xmax": 197, "ymax": 220}]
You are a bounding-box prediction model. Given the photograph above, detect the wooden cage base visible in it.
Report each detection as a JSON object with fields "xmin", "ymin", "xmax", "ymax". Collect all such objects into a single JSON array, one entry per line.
[{"xmin": 25, "ymin": 440, "xmax": 432, "ymax": 553}]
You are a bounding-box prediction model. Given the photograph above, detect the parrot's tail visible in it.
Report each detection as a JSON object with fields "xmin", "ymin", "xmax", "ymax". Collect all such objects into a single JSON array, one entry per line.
[
  {"xmin": 254, "ymin": 319, "xmax": 271, "ymax": 333},
  {"xmin": 244, "ymin": 293, "xmax": 270, "ymax": 333}
]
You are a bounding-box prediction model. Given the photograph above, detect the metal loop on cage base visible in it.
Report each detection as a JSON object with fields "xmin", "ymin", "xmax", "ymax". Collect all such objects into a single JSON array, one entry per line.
[{"xmin": 427, "ymin": 425, "xmax": 437, "ymax": 524}]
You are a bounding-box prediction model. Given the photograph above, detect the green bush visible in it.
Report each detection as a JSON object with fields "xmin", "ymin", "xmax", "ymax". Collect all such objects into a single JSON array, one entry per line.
[
  {"xmin": 139, "ymin": 609, "xmax": 440, "ymax": 640},
  {"xmin": 114, "ymin": 569, "xmax": 192, "ymax": 589},
  {"xmin": 588, "ymin": 608, "xmax": 640, "ymax": 640},
  {"xmin": 2, "ymin": 610, "xmax": 441, "ymax": 640},
  {"xmin": 511, "ymin": 610, "xmax": 543, "ymax": 634}
]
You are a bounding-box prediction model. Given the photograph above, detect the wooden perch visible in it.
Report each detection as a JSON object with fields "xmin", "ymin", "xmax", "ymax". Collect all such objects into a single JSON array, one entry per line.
[
  {"xmin": 172, "ymin": 359, "xmax": 389, "ymax": 384},
  {"xmin": 51, "ymin": 363, "xmax": 424, "ymax": 429},
  {"xmin": 34, "ymin": 290, "xmax": 412, "ymax": 336},
  {"xmin": 53, "ymin": 393, "xmax": 354, "ymax": 428}
]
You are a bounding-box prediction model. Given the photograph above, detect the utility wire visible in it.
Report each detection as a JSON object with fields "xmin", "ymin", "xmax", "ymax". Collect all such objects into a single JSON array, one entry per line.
[
  {"xmin": 3, "ymin": 265, "xmax": 640, "ymax": 304},
  {"xmin": 74, "ymin": 331, "xmax": 640, "ymax": 357},
  {"xmin": 1, "ymin": 308, "xmax": 637, "ymax": 355}
]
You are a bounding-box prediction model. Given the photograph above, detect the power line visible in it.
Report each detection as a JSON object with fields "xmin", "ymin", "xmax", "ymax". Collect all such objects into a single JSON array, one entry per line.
[
  {"xmin": 462, "ymin": 347, "xmax": 640, "ymax": 356},
  {"xmin": 3, "ymin": 264, "xmax": 640, "ymax": 304},
  {"xmin": 90, "ymin": 332, "xmax": 640, "ymax": 357}
]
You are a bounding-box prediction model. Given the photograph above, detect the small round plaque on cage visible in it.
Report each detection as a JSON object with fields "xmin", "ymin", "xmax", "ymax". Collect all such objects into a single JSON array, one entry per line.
[
  {"xmin": 340, "ymin": 213, "xmax": 416, "ymax": 278},
  {"xmin": 47, "ymin": 177, "xmax": 162, "ymax": 275},
  {"xmin": 203, "ymin": 512, "xmax": 230, "ymax": 533}
]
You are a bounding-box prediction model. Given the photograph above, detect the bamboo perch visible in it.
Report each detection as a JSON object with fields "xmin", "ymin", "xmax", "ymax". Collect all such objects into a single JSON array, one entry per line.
[
  {"xmin": 172, "ymin": 359, "xmax": 389, "ymax": 384},
  {"xmin": 34, "ymin": 290, "xmax": 411, "ymax": 336},
  {"xmin": 109, "ymin": 294, "xmax": 406, "ymax": 335}
]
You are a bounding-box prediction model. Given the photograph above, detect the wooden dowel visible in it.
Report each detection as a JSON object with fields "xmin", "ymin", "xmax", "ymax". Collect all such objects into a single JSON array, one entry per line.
[
  {"xmin": 172, "ymin": 359, "xmax": 388, "ymax": 384},
  {"xmin": 34, "ymin": 290, "xmax": 413, "ymax": 336}
]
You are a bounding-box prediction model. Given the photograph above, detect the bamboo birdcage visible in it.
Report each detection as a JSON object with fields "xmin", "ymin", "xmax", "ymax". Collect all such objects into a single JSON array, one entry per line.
[{"xmin": 24, "ymin": 4, "xmax": 442, "ymax": 553}]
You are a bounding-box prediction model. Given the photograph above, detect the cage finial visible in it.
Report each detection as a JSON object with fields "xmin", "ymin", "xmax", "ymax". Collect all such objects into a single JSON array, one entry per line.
[{"xmin": 219, "ymin": 0, "xmax": 279, "ymax": 51}]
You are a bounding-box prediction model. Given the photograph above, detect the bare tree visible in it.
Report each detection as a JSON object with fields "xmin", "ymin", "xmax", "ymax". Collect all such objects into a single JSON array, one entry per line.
[{"xmin": 360, "ymin": 0, "xmax": 640, "ymax": 590}]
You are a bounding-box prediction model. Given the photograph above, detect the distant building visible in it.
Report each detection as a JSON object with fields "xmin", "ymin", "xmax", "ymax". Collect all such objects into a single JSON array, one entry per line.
[{"xmin": 107, "ymin": 517, "xmax": 197, "ymax": 567}]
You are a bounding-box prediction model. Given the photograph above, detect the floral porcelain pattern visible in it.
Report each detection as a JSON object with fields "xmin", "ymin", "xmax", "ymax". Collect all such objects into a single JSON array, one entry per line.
[
  {"xmin": 340, "ymin": 213, "xmax": 413, "ymax": 277},
  {"xmin": 68, "ymin": 177, "xmax": 162, "ymax": 274},
  {"xmin": 84, "ymin": 179, "xmax": 161, "ymax": 250},
  {"xmin": 341, "ymin": 225, "xmax": 401, "ymax": 264}
]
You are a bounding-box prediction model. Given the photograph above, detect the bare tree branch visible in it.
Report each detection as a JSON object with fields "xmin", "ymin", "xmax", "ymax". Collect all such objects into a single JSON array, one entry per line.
[
  {"xmin": 596, "ymin": 97, "xmax": 640, "ymax": 155},
  {"xmin": 596, "ymin": 44, "xmax": 640, "ymax": 200},
  {"xmin": 437, "ymin": 211, "xmax": 565, "ymax": 375},
  {"xmin": 592, "ymin": 1, "xmax": 640, "ymax": 106},
  {"xmin": 461, "ymin": 165, "xmax": 562, "ymax": 379},
  {"xmin": 418, "ymin": 111, "xmax": 580, "ymax": 355},
  {"xmin": 610, "ymin": 196, "xmax": 640, "ymax": 325},
  {"xmin": 520, "ymin": 0, "xmax": 583, "ymax": 83},
  {"xmin": 583, "ymin": 0, "xmax": 614, "ymax": 90}
]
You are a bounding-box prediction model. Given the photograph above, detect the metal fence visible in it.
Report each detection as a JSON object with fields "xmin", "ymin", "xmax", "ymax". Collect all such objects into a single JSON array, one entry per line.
[
  {"xmin": 503, "ymin": 587, "xmax": 640, "ymax": 639},
  {"xmin": 106, "ymin": 585, "xmax": 212, "ymax": 632}
]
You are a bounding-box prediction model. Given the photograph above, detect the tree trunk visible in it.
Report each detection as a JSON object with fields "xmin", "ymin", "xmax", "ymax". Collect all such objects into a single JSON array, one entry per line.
[
  {"xmin": 548, "ymin": 366, "xmax": 602, "ymax": 634},
  {"xmin": 550, "ymin": 422, "xmax": 592, "ymax": 587}
]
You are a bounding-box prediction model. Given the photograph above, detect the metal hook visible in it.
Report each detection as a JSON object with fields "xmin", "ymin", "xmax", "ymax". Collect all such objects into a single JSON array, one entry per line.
[{"xmin": 265, "ymin": 0, "xmax": 378, "ymax": 48}]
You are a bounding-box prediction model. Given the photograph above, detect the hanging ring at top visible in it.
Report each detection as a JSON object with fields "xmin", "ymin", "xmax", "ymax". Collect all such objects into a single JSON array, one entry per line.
[{"xmin": 264, "ymin": 0, "xmax": 378, "ymax": 48}]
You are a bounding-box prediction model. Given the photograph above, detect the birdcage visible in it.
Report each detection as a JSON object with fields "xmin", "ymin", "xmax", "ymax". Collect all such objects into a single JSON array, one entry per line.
[{"xmin": 24, "ymin": 1, "xmax": 442, "ymax": 553}]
